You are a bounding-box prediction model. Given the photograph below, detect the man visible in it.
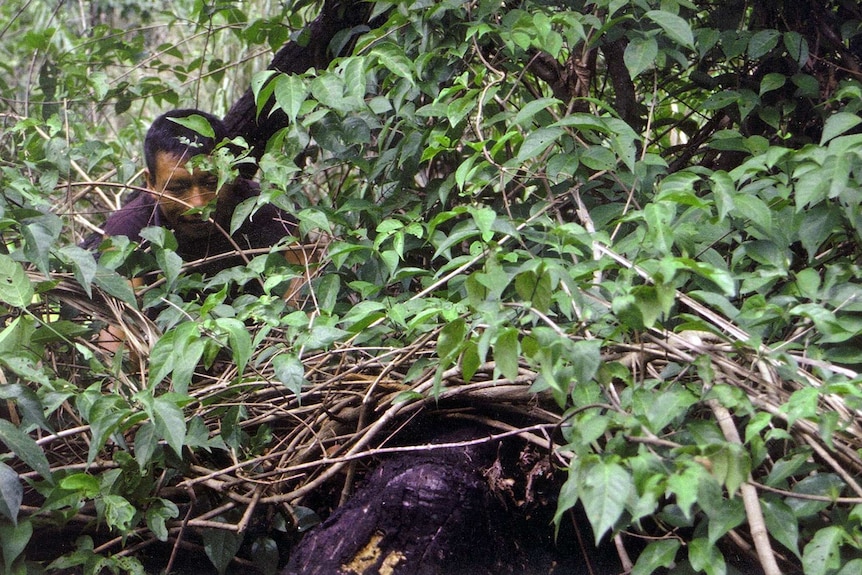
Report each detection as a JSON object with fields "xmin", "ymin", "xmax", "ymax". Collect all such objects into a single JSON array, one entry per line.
[
  {"xmin": 85, "ymin": 109, "xmax": 310, "ymax": 351},
  {"xmin": 89, "ymin": 108, "xmax": 301, "ymax": 279}
]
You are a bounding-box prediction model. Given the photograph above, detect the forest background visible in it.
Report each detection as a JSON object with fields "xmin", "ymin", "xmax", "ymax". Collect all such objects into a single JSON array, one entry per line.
[{"xmin": 2, "ymin": 0, "xmax": 862, "ymax": 574}]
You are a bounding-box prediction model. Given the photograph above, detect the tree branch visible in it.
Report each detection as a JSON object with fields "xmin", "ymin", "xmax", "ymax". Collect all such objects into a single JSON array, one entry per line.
[
  {"xmin": 709, "ymin": 401, "xmax": 782, "ymax": 575},
  {"xmin": 223, "ymin": 0, "xmax": 375, "ymax": 178}
]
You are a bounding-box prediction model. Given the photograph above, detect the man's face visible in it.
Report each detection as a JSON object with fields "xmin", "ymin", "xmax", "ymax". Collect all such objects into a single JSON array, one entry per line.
[{"xmin": 147, "ymin": 151, "xmax": 230, "ymax": 239}]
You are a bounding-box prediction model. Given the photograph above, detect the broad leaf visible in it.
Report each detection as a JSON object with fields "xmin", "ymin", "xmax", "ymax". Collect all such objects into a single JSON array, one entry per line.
[
  {"xmin": 0, "ymin": 462, "xmax": 22, "ymax": 525},
  {"xmin": 273, "ymin": 354, "xmax": 307, "ymax": 400},
  {"xmin": 0, "ymin": 254, "xmax": 33, "ymax": 309},
  {"xmin": 578, "ymin": 459, "xmax": 633, "ymax": 540},
  {"xmin": 645, "ymin": 10, "xmax": 694, "ymax": 49},
  {"xmin": 0, "ymin": 517, "xmax": 32, "ymax": 573},
  {"xmin": 494, "ymin": 327, "xmax": 520, "ymax": 382},
  {"xmin": 624, "ymin": 36, "xmax": 658, "ymax": 78},
  {"xmin": 761, "ymin": 497, "xmax": 801, "ymax": 558},
  {"xmin": 202, "ymin": 520, "xmax": 244, "ymax": 575},
  {"xmin": 631, "ymin": 539, "xmax": 680, "ymax": 575},
  {"xmin": 820, "ymin": 112, "xmax": 862, "ymax": 145},
  {"xmin": 0, "ymin": 418, "xmax": 51, "ymax": 482},
  {"xmin": 153, "ymin": 396, "xmax": 186, "ymax": 457},
  {"xmin": 802, "ymin": 526, "xmax": 843, "ymax": 575}
]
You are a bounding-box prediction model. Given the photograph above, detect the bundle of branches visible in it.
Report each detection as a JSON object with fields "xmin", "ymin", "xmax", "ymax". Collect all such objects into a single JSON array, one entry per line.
[{"xmin": 9, "ymin": 221, "xmax": 858, "ymax": 575}]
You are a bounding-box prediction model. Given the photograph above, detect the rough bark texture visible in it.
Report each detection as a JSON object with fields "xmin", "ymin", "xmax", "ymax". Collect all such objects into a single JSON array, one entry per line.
[
  {"xmin": 282, "ymin": 440, "xmax": 515, "ymax": 575},
  {"xmin": 280, "ymin": 423, "xmax": 628, "ymax": 575},
  {"xmin": 222, "ymin": 0, "xmax": 374, "ymax": 178}
]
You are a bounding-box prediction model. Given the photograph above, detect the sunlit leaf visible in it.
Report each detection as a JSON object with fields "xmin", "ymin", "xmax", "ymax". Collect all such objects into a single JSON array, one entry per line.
[
  {"xmin": 273, "ymin": 354, "xmax": 307, "ymax": 400},
  {"xmin": 624, "ymin": 36, "xmax": 658, "ymax": 78},
  {"xmin": 645, "ymin": 10, "xmax": 694, "ymax": 49},
  {"xmin": 0, "ymin": 254, "xmax": 33, "ymax": 309},
  {"xmin": 802, "ymin": 526, "xmax": 843, "ymax": 575},
  {"xmin": 153, "ymin": 396, "xmax": 186, "ymax": 457}
]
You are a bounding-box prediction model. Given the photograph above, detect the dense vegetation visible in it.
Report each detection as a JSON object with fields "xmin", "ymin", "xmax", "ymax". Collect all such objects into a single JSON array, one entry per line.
[{"xmin": 2, "ymin": 0, "xmax": 862, "ymax": 573}]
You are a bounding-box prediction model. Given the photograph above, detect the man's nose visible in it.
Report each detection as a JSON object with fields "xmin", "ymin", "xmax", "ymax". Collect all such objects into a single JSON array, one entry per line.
[{"xmin": 187, "ymin": 187, "xmax": 214, "ymax": 208}]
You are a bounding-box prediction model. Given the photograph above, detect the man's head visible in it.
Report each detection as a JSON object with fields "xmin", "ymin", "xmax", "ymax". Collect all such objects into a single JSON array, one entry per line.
[{"xmin": 144, "ymin": 109, "xmax": 231, "ymax": 238}]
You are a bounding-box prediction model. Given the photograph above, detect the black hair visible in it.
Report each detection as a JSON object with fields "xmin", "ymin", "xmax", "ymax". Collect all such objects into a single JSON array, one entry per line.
[{"xmin": 144, "ymin": 109, "xmax": 228, "ymax": 175}]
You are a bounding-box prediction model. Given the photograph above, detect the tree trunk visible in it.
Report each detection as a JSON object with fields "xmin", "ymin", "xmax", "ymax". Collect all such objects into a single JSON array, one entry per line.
[
  {"xmin": 222, "ymin": 0, "xmax": 374, "ymax": 178},
  {"xmin": 282, "ymin": 439, "xmax": 517, "ymax": 575}
]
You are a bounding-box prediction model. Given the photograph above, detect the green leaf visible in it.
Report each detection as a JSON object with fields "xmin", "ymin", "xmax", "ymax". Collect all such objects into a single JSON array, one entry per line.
[
  {"xmin": 171, "ymin": 324, "xmax": 205, "ymax": 395},
  {"xmin": 571, "ymin": 339, "xmax": 602, "ymax": 386},
  {"xmin": 22, "ymin": 215, "xmax": 61, "ymax": 274},
  {"xmin": 301, "ymin": 325, "xmax": 348, "ymax": 350},
  {"xmin": 836, "ymin": 559, "xmax": 862, "ymax": 575},
  {"xmin": 59, "ymin": 245, "xmax": 97, "ymax": 298},
  {"xmin": 273, "ymin": 354, "xmax": 307, "ymax": 400},
  {"xmin": 153, "ymin": 396, "xmax": 186, "ymax": 457},
  {"xmin": 251, "ymin": 70, "xmax": 278, "ymax": 118},
  {"xmin": 759, "ymin": 72, "xmax": 786, "ymax": 95},
  {"xmin": 513, "ymin": 97, "xmax": 559, "ymax": 126},
  {"xmin": 59, "ymin": 473, "xmax": 100, "ymax": 498},
  {"xmin": 148, "ymin": 330, "xmax": 176, "ymax": 388},
  {"xmin": 802, "ymin": 526, "xmax": 843, "ymax": 575},
  {"xmin": 146, "ymin": 499, "xmax": 179, "ymax": 542},
  {"xmin": 167, "ymin": 113, "xmax": 216, "ymax": 138},
  {"xmin": 688, "ymin": 537, "xmax": 726, "ymax": 575},
  {"xmin": 624, "ymin": 36, "xmax": 658, "ymax": 78},
  {"xmin": 251, "ymin": 537, "xmax": 280, "ymax": 575},
  {"xmin": 784, "ymin": 32, "xmax": 809, "ymax": 67},
  {"xmin": 707, "ymin": 443, "xmax": 751, "ymax": 496},
  {"xmin": 101, "ymin": 494, "xmax": 136, "ymax": 533},
  {"xmin": 93, "ymin": 267, "xmax": 139, "ymax": 307},
  {"xmin": 494, "ymin": 327, "xmax": 520, "ymax": 382},
  {"xmin": 0, "ymin": 462, "xmax": 22, "ymax": 525},
  {"xmin": 0, "ymin": 254, "xmax": 33, "ymax": 309},
  {"xmin": 820, "ymin": 112, "xmax": 862, "ymax": 145},
  {"xmin": 645, "ymin": 10, "xmax": 694, "ymax": 49},
  {"xmin": 0, "ymin": 418, "xmax": 51, "ymax": 482},
  {"xmin": 461, "ymin": 339, "xmax": 480, "ymax": 383},
  {"xmin": 215, "ymin": 318, "xmax": 252, "ymax": 376},
  {"xmin": 631, "ymin": 539, "xmax": 680, "ymax": 575},
  {"xmin": 748, "ymin": 29, "xmax": 781, "ymax": 59},
  {"xmin": 667, "ymin": 464, "xmax": 711, "ymax": 519},
  {"xmin": 0, "ymin": 381, "xmax": 51, "ymax": 433},
  {"xmin": 370, "ymin": 42, "xmax": 415, "ymax": 84},
  {"xmin": 274, "ymin": 73, "xmax": 309, "ymax": 124},
  {"xmin": 514, "ymin": 127, "xmax": 564, "ymax": 164},
  {"xmin": 134, "ymin": 422, "xmax": 158, "ymax": 470},
  {"xmin": 645, "ymin": 387, "xmax": 697, "ymax": 433},
  {"xmin": 514, "ymin": 269, "xmax": 552, "ymax": 313},
  {"xmin": 578, "ymin": 458, "xmax": 634, "ymax": 540},
  {"xmin": 0, "ymin": 517, "xmax": 32, "ymax": 573},
  {"xmin": 437, "ymin": 318, "xmax": 467, "ymax": 362},
  {"xmin": 202, "ymin": 520, "xmax": 244, "ymax": 575},
  {"xmin": 761, "ymin": 497, "xmax": 801, "ymax": 558}
]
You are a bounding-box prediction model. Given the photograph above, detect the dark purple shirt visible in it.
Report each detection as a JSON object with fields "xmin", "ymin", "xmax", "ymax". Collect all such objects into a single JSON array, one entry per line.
[{"xmin": 96, "ymin": 179, "xmax": 297, "ymax": 277}]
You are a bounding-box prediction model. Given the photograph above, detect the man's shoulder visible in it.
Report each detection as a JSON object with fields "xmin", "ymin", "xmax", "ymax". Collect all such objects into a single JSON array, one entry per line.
[
  {"xmin": 231, "ymin": 181, "xmax": 298, "ymax": 246},
  {"xmin": 102, "ymin": 192, "xmax": 160, "ymax": 242}
]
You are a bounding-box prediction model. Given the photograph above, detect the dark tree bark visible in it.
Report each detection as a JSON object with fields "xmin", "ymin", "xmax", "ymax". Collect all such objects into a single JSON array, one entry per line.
[
  {"xmin": 222, "ymin": 0, "xmax": 375, "ymax": 178},
  {"xmin": 282, "ymin": 441, "xmax": 518, "ymax": 575}
]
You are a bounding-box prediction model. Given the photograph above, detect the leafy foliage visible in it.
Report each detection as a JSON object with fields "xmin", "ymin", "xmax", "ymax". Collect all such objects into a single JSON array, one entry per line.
[{"xmin": 2, "ymin": 0, "xmax": 862, "ymax": 573}]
